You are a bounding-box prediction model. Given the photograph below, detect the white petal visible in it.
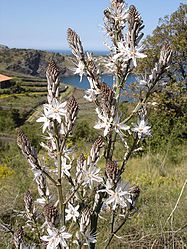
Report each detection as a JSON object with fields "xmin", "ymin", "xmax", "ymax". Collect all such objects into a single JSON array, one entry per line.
[
  {"xmin": 61, "ymin": 232, "xmax": 72, "ymax": 239},
  {"xmin": 41, "ymin": 235, "xmax": 51, "ymax": 242}
]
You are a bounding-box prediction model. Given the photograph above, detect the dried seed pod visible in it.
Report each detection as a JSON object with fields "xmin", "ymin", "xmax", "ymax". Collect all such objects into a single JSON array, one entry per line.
[
  {"xmin": 86, "ymin": 53, "xmax": 101, "ymax": 85},
  {"xmin": 67, "ymin": 96, "xmax": 78, "ymax": 114},
  {"xmin": 104, "ymin": 9, "xmax": 115, "ymax": 24},
  {"xmin": 148, "ymin": 44, "xmax": 172, "ymax": 85},
  {"xmin": 77, "ymin": 153, "xmax": 86, "ymax": 168},
  {"xmin": 76, "ymin": 153, "xmax": 86, "ymax": 183},
  {"xmin": 105, "ymin": 160, "xmax": 118, "ymax": 182},
  {"xmin": 46, "ymin": 60, "xmax": 61, "ymax": 103},
  {"xmin": 98, "ymin": 82, "xmax": 115, "ymax": 115},
  {"xmin": 80, "ymin": 207, "xmax": 91, "ymax": 233},
  {"xmin": 35, "ymin": 173, "xmax": 49, "ymax": 198},
  {"xmin": 17, "ymin": 128, "xmax": 31, "ymax": 156},
  {"xmin": 112, "ymin": 0, "xmax": 124, "ymax": 5},
  {"xmin": 129, "ymin": 185, "xmax": 140, "ymax": 198},
  {"xmin": 90, "ymin": 136, "xmax": 104, "ymax": 163},
  {"xmin": 44, "ymin": 204, "xmax": 59, "ymax": 225},
  {"xmin": 24, "ymin": 190, "xmax": 33, "ymax": 214},
  {"xmin": 17, "ymin": 128, "xmax": 38, "ymax": 166},
  {"xmin": 93, "ymin": 136, "xmax": 104, "ymax": 149},
  {"xmin": 128, "ymin": 5, "xmax": 141, "ymax": 29},
  {"xmin": 13, "ymin": 227, "xmax": 24, "ymax": 249},
  {"xmin": 159, "ymin": 43, "xmax": 172, "ymax": 65},
  {"xmin": 129, "ymin": 185, "xmax": 140, "ymax": 210}
]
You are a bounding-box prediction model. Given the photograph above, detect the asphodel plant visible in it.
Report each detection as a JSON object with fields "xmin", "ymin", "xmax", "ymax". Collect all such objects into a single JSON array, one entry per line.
[{"xmin": 1, "ymin": 0, "xmax": 172, "ymax": 248}]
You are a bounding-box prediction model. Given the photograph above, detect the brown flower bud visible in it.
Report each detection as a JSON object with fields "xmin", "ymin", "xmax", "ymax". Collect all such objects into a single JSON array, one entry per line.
[
  {"xmin": 46, "ymin": 60, "xmax": 60, "ymax": 83},
  {"xmin": 67, "ymin": 28, "xmax": 84, "ymax": 59}
]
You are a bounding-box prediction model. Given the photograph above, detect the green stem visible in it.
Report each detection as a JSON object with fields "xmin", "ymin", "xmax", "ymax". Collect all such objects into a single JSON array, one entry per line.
[
  {"xmin": 119, "ymin": 137, "xmax": 139, "ymax": 177},
  {"xmin": 111, "ymin": 211, "xmax": 115, "ymax": 234},
  {"xmin": 104, "ymin": 211, "xmax": 130, "ymax": 249}
]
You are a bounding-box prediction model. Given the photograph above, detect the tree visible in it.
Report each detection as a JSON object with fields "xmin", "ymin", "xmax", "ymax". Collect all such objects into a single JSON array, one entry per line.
[
  {"xmin": 137, "ymin": 4, "xmax": 187, "ymax": 83},
  {"xmin": 136, "ymin": 4, "xmax": 187, "ymax": 150}
]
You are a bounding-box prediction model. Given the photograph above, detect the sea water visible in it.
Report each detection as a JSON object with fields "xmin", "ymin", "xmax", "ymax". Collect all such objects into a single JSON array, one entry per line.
[{"xmin": 61, "ymin": 74, "xmax": 136, "ymax": 90}]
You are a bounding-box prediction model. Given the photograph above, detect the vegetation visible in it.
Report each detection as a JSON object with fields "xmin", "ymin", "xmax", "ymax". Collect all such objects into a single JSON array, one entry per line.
[{"xmin": 135, "ymin": 3, "xmax": 187, "ymax": 155}]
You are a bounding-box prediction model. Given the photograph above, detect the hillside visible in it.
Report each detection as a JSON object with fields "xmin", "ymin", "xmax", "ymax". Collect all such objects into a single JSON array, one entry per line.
[{"xmin": 0, "ymin": 46, "xmax": 72, "ymax": 78}]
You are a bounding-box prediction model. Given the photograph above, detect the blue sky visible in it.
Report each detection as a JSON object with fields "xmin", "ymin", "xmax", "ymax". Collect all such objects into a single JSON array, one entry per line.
[{"xmin": 0, "ymin": 0, "xmax": 185, "ymax": 50}]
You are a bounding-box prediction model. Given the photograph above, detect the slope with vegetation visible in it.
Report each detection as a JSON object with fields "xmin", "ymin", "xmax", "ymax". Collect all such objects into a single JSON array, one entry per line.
[{"xmin": 0, "ymin": 46, "xmax": 72, "ymax": 78}]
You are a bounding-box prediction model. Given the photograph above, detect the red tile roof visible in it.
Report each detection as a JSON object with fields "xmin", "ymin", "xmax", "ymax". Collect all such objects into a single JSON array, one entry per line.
[{"xmin": 0, "ymin": 74, "xmax": 12, "ymax": 82}]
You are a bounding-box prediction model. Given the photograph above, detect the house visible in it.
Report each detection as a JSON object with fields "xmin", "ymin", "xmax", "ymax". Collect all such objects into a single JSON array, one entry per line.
[{"xmin": 0, "ymin": 74, "xmax": 13, "ymax": 88}]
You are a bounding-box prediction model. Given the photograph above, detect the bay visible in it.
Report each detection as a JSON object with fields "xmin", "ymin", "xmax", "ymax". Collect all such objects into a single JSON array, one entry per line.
[
  {"xmin": 47, "ymin": 49, "xmax": 108, "ymax": 56},
  {"xmin": 61, "ymin": 74, "xmax": 136, "ymax": 90}
]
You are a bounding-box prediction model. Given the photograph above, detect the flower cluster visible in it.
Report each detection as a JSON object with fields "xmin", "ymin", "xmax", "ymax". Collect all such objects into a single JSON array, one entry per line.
[{"xmin": 9, "ymin": 1, "xmax": 172, "ymax": 249}]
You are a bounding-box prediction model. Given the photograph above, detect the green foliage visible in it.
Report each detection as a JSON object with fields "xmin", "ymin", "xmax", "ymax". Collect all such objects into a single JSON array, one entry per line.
[
  {"xmin": 0, "ymin": 110, "xmax": 15, "ymax": 132},
  {"xmin": 11, "ymin": 109, "xmax": 22, "ymax": 127},
  {"xmin": 137, "ymin": 3, "xmax": 187, "ymax": 80},
  {"xmin": 72, "ymin": 119, "xmax": 98, "ymax": 144},
  {"xmin": 144, "ymin": 108, "xmax": 186, "ymax": 158},
  {"xmin": 22, "ymin": 122, "xmax": 42, "ymax": 151}
]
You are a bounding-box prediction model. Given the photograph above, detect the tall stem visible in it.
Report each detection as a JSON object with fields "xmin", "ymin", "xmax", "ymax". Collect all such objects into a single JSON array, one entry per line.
[{"xmin": 55, "ymin": 124, "xmax": 67, "ymax": 225}]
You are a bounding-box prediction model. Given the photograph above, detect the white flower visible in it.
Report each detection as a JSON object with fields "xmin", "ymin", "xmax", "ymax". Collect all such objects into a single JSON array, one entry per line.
[
  {"xmin": 94, "ymin": 109, "xmax": 113, "ymax": 137},
  {"xmin": 61, "ymin": 157, "xmax": 72, "ymax": 177},
  {"xmin": 94, "ymin": 110, "xmax": 130, "ymax": 137},
  {"xmin": 59, "ymin": 122, "xmax": 68, "ymax": 135},
  {"xmin": 132, "ymin": 119, "xmax": 151, "ymax": 139},
  {"xmin": 82, "ymin": 164, "xmax": 103, "ymax": 189},
  {"xmin": 113, "ymin": 114, "xmax": 130, "ymax": 134},
  {"xmin": 94, "ymin": 118, "xmax": 112, "ymax": 137},
  {"xmin": 45, "ymin": 132, "xmax": 57, "ymax": 151},
  {"xmin": 65, "ymin": 203, "xmax": 79, "ymax": 222},
  {"xmin": 139, "ymin": 79, "xmax": 148, "ymax": 86},
  {"xmin": 84, "ymin": 231, "xmax": 97, "ymax": 245},
  {"xmin": 44, "ymin": 98, "xmax": 67, "ymax": 123},
  {"xmin": 151, "ymin": 102, "xmax": 158, "ymax": 106},
  {"xmin": 113, "ymin": 42, "xmax": 147, "ymax": 67},
  {"xmin": 32, "ymin": 168, "xmax": 42, "ymax": 180},
  {"xmin": 99, "ymin": 181, "xmax": 131, "ymax": 210},
  {"xmin": 53, "ymin": 157, "xmax": 71, "ymax": 177},
  {"xmin": 84, "ymin": 89, "xmax": 98, "ymax": 102},
  {"xmin": 35, "ymin": 197, "xmax": 47, "ymax": 205},
  {"xmin": 74, "ymin": 60, "xmax": 85, "ymax": 81},
  {"xmin": 36, "ymin": 108, "xmax": 51, "ymax": 133},
  {"xmin": 41, "ymin": 226, "xmax": 71, "ymax": 249}
]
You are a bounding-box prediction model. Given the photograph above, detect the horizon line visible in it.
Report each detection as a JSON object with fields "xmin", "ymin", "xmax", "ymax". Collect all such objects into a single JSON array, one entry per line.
[{"xmin": 4, "ymin": 45, "xmax": 108, "ymax": 52}]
